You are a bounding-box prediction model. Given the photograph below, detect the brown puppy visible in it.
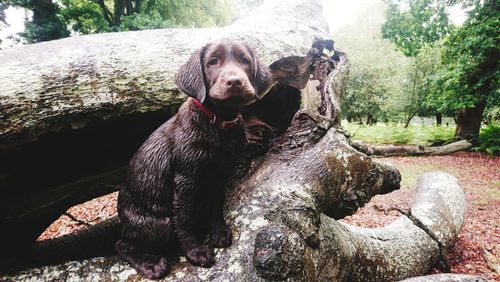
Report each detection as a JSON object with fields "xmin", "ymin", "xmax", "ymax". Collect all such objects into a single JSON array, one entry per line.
[{"xmin": 115, "ymin": 39, "xmax": 272, "ymax": 279}]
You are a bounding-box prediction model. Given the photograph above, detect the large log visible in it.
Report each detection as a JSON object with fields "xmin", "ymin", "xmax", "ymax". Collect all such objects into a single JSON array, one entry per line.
[
  {"xmin": 0, "ymin": 0, "xmax": 332, "ymax": 260},
  {"xmin": 0, "ymin": 0, "xmax": 329, "ymax": 151},
  {"xmin": 2, "ymin": 171, "xmax": 470, "ymax": 281}
]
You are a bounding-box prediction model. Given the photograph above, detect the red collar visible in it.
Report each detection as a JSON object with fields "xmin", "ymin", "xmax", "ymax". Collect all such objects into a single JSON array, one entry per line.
[{"xmin": 193, "ymin": 99, "xmax": 240, "ymax": 130}]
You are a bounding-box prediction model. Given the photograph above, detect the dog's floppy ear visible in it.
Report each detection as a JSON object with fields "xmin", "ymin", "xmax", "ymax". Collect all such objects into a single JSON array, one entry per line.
[
  {"xmin": 246, "ymin": 44, "xmax": 273, "ymax": 97},
  {"xmin": 175, "ymin": 46, "xmax": 208, "ymax": 102}
]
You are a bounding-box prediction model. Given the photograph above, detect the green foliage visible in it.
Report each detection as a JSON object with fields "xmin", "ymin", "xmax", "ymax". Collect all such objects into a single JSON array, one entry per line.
[
  {"xmin": 336, "ymin": 1, "xmax": 411, "ymax": 124},
  {"xmin": 391, "ymin": 127, "xmax": 415, "ymax": 144},
  {"xmin": 23, "ymin": 18, "xmax": 69, "ymax": 43},
  {"xmin": 382, "ymin": 0, "xmax": 452, "ymax": 57},
  {"xmin": 119, "ymin": 11, "xmax": 175, "ymax": 30},
  {"xmin": 484, "ymin": 106, "xmax": 500, "ymax": 124},
  {"xmin": 473, "ymin": 123, "xmax": 500, "ymax": 155},
  {"xmin": 399, "ymin": 43, "xmax": 443, "ymax": 126},
  {"xmin": 7, "ymin": 0, "xmax": 70, "ymax": 43},
  {"xmin": 344, "ymin": 122, "xmax": 455, "ymax": 145},
  {"xmin": 138, "ymin": 0, "xmax": 234, "ymax": 29},
  {"xmin": 60, "ymin": 0, "xmax": 110, "ymax": 34},
  {"xmin": 382, "ymin": 0, "xmax": 499, "ymax": 139},
  {"xmin": 343, "ymin": 70, "xmax": 388, "ymax": 124},
  {"xmin": 5, "ymin": 0, "xmax": 235, "ymax": 43},
  {"xmin": 380, "ymin": 0, "xmax": 453, "ymax": 126},
  {"xmin": 429, "ymin": 0, "xmax": 500, "ymax": 113},
  {"xmin": 428, "ymin": 125, "xmax": 455, "ymax": 143},
  {"xmin": 337, "ymin": 1, "xmax": 449, "ymax": 126}
]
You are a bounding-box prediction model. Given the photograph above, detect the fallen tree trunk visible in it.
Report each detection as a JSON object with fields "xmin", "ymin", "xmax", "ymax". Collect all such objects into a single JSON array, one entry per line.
[
  {"xmin": 350, "ymin": 139, "xmax": 472, "ymax": 157},
  {"xmin": 2, "ymin": 171, "xmax": 468, "ymax": 281},
  {"xmin": 0, "ymin": 0, "xmax": 333, "ymax": 260}
]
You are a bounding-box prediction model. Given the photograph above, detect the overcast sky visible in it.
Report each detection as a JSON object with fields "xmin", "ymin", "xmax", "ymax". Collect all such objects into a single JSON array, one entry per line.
[
  {"xmin": 0, "ymin": 6, "xmax": 27, "ymax": 48},
  {"xmin": 322, "ymin": 0, "xmax": 379, "ymax": 32},
  {"xmin": 321, "ymin": 0, "xmax": 467, "ymax": 33}
]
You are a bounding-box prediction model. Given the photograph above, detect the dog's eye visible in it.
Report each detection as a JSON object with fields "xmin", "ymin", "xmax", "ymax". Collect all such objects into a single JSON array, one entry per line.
[
  {"xmin": 208, "ymin": 58, "xmax": 218, "ymax": 66},
  {"xmin": 240, "ymin": 57, "xmax": 250, "ymax": 65}
]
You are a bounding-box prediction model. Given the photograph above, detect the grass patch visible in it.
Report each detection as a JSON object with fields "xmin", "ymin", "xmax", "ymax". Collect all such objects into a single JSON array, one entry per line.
[
  {"xmin": 343, "ymin": 122, "xmax": 455, "ymax": 145},
  {"xmin": 473, "ymin": 123, "xmax": 500, "ymax": 155},
  {"xmin": 396, "ymin": 163, "xmax": 441, "ymax": 189},
  {"xmin": 475, "ymin": 199, "xmax": 489, "ymax": 206},
  {"xmin": 474, "ymin": 188, "xmax": 500, "ymax": 206},
  {"xmin": 381, "ymin": 157, "xmax": 459, "ymax": 189},
  {"xmin": 483, "ymin": 188, "xmax": 500, "ymax": 201}
]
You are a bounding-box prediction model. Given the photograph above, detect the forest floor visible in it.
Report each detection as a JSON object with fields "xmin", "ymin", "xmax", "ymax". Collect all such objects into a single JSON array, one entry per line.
[
  {"xmin": 343, "ymin": 152, "xmax": 500, "ymax": 281},
  {"xmin": 39, "ymin": 152, "xmax": 500, "ymax": 280}
]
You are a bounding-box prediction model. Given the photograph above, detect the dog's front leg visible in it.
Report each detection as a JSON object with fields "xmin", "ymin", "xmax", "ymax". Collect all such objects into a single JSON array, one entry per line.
[
  {"xmin": 173, "ymin": 173, "xmax": 215, "ymax": 267},
  {"xmin": 209, "ymin": 190, "xmax": 232, "ymax": 248}
]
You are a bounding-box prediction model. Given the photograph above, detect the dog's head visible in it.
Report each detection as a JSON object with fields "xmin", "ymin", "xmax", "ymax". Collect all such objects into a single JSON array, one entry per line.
[{"xmin": 175, "ymin": 39, "xmax": 272, "ymax": 109}]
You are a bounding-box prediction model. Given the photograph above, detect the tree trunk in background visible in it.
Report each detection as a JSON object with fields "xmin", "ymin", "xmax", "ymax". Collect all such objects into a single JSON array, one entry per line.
[
  {"xmin": 95, "ymin": 0, "xmax": 114, "ymax": 26},
  {"xmin": 435, "ymin": 113, "xmax": 442, "ymax": 126},
  {"xmin": 366, "ymin": 113, "xmax": 374, "ymax": 125},
  {"xmin": 454, "ymin": 101, "xmax": 486, "ymax": 140},
  {"xmin": 404, "ymin": 112, "xmax": 416, "ymax": 128}
]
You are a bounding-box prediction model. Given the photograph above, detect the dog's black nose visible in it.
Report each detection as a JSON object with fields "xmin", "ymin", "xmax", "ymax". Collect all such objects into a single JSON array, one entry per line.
[{"xmin": 226, "ymin": 76, "xmax": 243, "ymax": 88}]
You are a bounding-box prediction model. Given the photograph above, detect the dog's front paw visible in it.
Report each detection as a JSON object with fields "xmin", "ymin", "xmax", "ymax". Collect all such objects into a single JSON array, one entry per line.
[
  {"xmin": 210, "ymin": 225, "xmax": 232, "ymax": 248},
  {"xmin": 185, "ymin": 245, "xmax": 215, "ymax": 267},
  {"xmin": 135, "ymin": 255, "xmax": 170, "ymax": 279}
]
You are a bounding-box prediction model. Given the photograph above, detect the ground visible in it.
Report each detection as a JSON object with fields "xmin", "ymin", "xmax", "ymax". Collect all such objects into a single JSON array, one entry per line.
[
  {"xmin": 342, "ymin": 152, "xmax": 500, "ymax": 281},
  {"xmin": 38, "ymin": 152, "xmax": 500, "ymax": 280}
]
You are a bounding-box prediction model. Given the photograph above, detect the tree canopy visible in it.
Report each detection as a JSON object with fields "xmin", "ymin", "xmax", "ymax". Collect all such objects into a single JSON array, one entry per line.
[
  {"xmin": 2, "ymin": 0, "xmax": 235, "ymax": 43},
  {"xmin": 381, "ymin": 0, "xmax": 452, "ymax": 57},
  {"xmin": 381, "ymin": 0, "xmax": 499, "ymax": 139},
  {"xmin": 334, "ymin": 1, "xmax": 411, "ymax": 125},
  {"xmin": 429, "ymin": 0, "xmax": 499, "ymax": 114}
]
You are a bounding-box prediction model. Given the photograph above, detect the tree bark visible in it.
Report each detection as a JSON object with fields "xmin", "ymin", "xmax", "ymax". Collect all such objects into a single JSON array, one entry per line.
[
  {"xmin": 0, "ymin": 0, "xmax": 329, "ymax": 151},
  {"xmin": 367, "ymin": 113, "xmax": 374, "ymax": 125},
  {"xmin": 404, "ymin": 111, "xmax": 417, "ymax": 128},
  {"xmin": 454, "ymin": 101, "xmax": 486, "ymax": 140},
  {"xmin": 351, "ymin": 140, "xmax": 472, "ymax": 157},
  {"xmin": 1, "ymin": 171, "xmax": 469, "ymax": 282},
  {"xmin": 435, "ymin": 113, "xmax": 443, "ymax": 126},
  {"xmin": 0, "ymin": 0, "xmax": 332, "ymax": 265}
]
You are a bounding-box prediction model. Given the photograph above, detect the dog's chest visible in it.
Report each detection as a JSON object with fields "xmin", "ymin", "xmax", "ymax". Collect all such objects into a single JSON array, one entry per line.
[{"xmin": 206, "ymin": 128, "xmax": 245, "ymax": 165}]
